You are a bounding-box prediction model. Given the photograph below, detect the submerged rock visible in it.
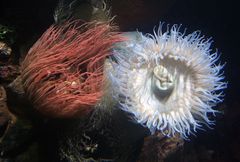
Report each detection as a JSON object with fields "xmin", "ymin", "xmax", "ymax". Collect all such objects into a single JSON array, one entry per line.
[
  {"xmin": 0, "ymin": 85, "xmax": 33, "ymax": 159},
  {"xmin": 0, "ymin": 42, "xmax": 12, "ymax": 64},
  {"xmin": 137, "ymin": 132, "xmax": 184, "ymax": 162}
]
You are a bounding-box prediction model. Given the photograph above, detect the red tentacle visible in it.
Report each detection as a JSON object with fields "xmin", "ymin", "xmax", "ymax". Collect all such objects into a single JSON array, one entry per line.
[{"xmin": 21, "ymin": 20, "xmax": 124, "ymax": 118}]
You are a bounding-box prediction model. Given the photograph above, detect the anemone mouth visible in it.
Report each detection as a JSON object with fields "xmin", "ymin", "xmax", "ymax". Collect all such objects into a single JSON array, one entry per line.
[
  {"xmin": 108, "ymin": 25, "xmax": 226, "ymax": 138},
  {"xmin": 152, "ymin": 65, "xmax": 174, "ymax": 92},
  {"xmin": 131, "ymin": 56, "xmax": 193, "ymax": 114}
]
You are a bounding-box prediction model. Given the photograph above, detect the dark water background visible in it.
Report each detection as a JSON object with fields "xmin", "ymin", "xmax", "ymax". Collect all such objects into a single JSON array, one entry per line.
[{"xmin": 0, "ymin": 0, "xmax": 239, "ymax": 161}]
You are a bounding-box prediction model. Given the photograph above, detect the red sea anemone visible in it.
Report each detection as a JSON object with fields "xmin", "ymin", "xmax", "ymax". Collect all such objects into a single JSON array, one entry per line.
[{"xmin": 21, "ymin": 20, "xmax": 123, "ymax": 118}]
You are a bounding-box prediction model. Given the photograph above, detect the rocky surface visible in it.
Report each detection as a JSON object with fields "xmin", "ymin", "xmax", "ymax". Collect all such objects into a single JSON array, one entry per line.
[{"xmin": 137, "ymin": 133, "xmax": 184, "ymax": 162}]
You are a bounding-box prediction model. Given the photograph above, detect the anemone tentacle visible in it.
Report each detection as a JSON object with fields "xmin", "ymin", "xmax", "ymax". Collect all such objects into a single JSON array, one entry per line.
[
  {"xmin": 21, "ymin": 20, "xmax": 123, "ymax": 118},
  {"xmin": 108, "ymin": 24, "xmax": 227, "ymax": 138}
]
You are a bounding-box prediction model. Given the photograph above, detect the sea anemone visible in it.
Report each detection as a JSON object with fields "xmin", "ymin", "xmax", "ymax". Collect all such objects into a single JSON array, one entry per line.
[
  {"xmin": 21, "ymin": 20, "xmax": 123, "ymax": 118},
  {"xmin": 108, "ymin": 24, "xmax": 227, "ymax": 138}
]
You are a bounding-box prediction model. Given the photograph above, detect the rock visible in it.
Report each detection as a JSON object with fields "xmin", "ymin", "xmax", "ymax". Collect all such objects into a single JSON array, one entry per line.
[
  {"xmin": 137, "ymin": 132, "xmax": 184, "ymax": 162},
  {"xmin": 0, "ymin": 85, "xmax": 33, "ymax": 159},
  {"xmin": 0, "ymin": 86, "xmax": 6, "ymax": 102},
  {"xmin": 0, "ymin": 42, "xmax": 11, "ymax": 64},
  {"xmin": 0, "ymin": 65, "xmax": 20, "ymax": 84},
  {"xmin": 0, "ymin": 86, "xmax": 11, "ymax": 138},
  {"xmin": 0, "ymin": 111, "xmax": 33, "ymax": 158}
]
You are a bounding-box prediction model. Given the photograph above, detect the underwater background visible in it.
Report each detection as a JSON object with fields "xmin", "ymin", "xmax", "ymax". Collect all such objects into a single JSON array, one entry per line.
[{"xmin": 0, "ymin": 0, "xmax": 239, "ymax": 162}]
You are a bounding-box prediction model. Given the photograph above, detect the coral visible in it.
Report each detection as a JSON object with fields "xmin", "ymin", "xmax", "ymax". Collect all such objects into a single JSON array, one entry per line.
[
  {"xmin": 108, "ymin": 24, "xmax": 227, "ymax": 138},
  {"xmin": 21, "ymin": 20, "xmax": 123, "ymax": 118}
]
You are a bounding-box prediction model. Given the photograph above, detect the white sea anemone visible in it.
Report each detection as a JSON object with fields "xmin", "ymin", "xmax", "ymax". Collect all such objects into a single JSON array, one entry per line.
[{"xmin": 107, "ymin": 24, "xmax": 227, "ymax": 138}]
